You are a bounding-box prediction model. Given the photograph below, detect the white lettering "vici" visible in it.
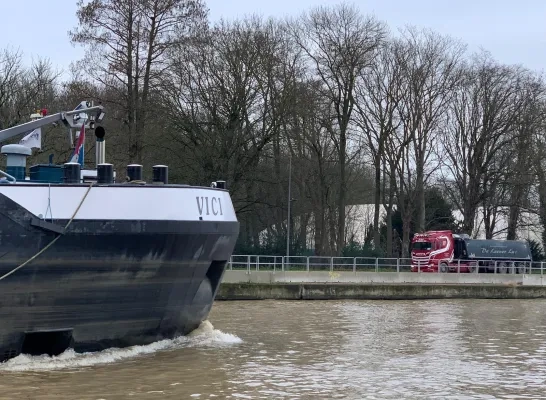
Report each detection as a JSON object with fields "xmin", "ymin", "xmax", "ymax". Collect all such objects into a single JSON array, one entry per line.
[{"xmin": 196, "ymin": 196, "xmax": 223, "ymax": 216}]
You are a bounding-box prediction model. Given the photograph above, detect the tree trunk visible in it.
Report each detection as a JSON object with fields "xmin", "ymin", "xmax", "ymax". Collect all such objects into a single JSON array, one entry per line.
[
  {"xmin": 299, "ymin": 213, "xmax": 309, "ymax": 253},
  {"xmin": 506, "ymin": 204, "xmax": 520, "ymax": 240},
  {"xmin": 402, "ymin": 213, "xmax": 412, "ymax": 258},
  {"xmin": 314, "ymin": 152, "xmax": 329, "ymax": 255},
  {"xmin": 462, "ymin": 194, "xmax": 476, "ymax": 236},
  {"xmin": 386, "ymin": 164, "xmax": 396, "ymax": 256},
  {"xmin": 336, "ymin": 136, "xmax": 347, "ymax": 255},
  {"xmin": 483, "ymin": 208, "xmax": 492, "ymax": 239},
  {"xmin": 539, "ymin": 183, "xmax": 546, "ymax": 250},
  {"xmin": 373, "ymin": 152, "xmax": 382, "ymax": 250},
  {"xmin": 415, "ymin": 157, "xmax": 425, "ymax": 233},
  {"xmin": 329, "ymin": 206, "xmax": 338, "ymax": 255}
]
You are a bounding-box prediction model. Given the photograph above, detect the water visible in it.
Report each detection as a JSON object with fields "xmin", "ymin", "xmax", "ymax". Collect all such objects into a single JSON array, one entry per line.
[{"xmin": 1, "ymin": 299, "xmax": 546, "ymax": 399}]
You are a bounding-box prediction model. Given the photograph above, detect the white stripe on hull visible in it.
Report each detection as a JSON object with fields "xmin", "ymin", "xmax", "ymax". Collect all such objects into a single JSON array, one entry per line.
[{"xmin": 0, "ymin": 185, "xmax": 237, "ymax": 222}]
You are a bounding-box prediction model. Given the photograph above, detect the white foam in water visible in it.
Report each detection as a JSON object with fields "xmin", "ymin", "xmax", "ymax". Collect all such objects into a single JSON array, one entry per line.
[{"xmin": 0, "ymin": 320, "xmax": 241, "ymax": 372}]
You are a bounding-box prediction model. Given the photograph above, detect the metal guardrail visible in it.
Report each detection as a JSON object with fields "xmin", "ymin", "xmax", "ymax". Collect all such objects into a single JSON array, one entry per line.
[{"xmin": 227, "ymin": 255, "xmax": 544, "ymax": 274}]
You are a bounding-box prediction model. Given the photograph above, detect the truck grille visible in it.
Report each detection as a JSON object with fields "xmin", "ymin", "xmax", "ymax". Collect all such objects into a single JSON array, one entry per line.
[{"xmin": 412, "ymin": 255, "xmax": 430, "ymax": 266}]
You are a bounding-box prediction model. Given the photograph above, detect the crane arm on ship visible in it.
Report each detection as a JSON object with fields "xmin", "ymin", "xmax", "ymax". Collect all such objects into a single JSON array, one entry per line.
[{"xmin": 0, "ymin": 101, "xmax": 105, "ymax": 143}]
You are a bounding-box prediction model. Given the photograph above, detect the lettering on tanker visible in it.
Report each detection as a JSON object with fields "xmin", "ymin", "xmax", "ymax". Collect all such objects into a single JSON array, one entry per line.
[
  {"xmin": 479, "ymin": 247, "xmax": 516, "ymax": 255},
  {"xmin": 196, "ymin": 196, "xmax": 223, "ymax": 216}
]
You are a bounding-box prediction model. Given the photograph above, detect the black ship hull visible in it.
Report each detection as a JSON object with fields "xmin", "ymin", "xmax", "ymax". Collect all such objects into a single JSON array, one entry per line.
[{"xmin": 0, "ymin": 185, "xmax": 239, "ymax": 362}]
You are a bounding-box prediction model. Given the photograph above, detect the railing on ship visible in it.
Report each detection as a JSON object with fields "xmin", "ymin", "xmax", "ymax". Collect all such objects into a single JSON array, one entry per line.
[{"xmin": 227, "ymin": 255, "xmax": 545, "ymax": 275}]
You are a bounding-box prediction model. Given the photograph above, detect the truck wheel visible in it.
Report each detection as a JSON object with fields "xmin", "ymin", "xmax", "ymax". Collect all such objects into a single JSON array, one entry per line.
[
  {"xmin": 439, "ymin": 262, "xmax": 448, "ymax": 273},
  {"xmin": 468, "ymin": 264, "xmax": 476, "ymax": 273},
  {"xmin": 516, "ymin": 262, "xmax": 527, "ymax": 274},
  {"xmin": 499, "ymin": 262, "xmax": 508, "ymax": 274}
]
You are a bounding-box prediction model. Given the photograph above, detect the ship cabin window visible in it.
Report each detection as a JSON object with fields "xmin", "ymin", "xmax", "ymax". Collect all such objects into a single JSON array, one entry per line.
[
  {"xmin": 412, "ymin": 241, "xmax": 433, "ymax": 251},
  {"xmin": 453, "ymin": 238, "xmax": 467, "ymax": 259}
]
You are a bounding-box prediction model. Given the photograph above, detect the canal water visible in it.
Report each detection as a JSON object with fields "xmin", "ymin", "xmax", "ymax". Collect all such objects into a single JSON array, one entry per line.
[{"xmin": 1, "ymin": 299, "xmax": 546, "ymax": 399}]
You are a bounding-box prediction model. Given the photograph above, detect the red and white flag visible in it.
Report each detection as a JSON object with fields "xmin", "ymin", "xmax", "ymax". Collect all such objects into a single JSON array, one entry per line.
[{"xmin": 70, "ymin": 124, "xmax": 85, "ymax": 163}]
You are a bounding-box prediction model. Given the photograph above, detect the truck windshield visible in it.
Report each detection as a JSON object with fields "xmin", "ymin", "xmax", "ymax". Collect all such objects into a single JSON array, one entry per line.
[{"xmin": 412, "ymin": 242, "xmax": 433, "ymax": 251}]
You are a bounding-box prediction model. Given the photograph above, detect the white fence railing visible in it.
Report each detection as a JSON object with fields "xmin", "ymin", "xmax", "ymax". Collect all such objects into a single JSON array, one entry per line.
[{"xmin": 227, "ymin": 255, "xmax": 545, "ymax": 274}]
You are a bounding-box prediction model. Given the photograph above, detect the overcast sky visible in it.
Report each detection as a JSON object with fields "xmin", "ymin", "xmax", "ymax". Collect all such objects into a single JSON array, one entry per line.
[{"xmin": 0, "ymin": 0, "xmax": 544, "ymax": 78}]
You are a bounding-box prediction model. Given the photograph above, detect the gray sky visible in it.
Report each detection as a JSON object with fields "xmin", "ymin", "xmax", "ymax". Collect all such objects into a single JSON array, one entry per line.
[{"xmin": 0, "ymin": 0, "xmax": 544, "ymax": 78}]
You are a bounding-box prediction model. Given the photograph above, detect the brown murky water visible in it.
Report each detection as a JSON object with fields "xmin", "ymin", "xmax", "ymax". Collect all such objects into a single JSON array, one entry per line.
[{"xmin": 1, "ymin": 299, "xmax": 546, "ymax": 399}]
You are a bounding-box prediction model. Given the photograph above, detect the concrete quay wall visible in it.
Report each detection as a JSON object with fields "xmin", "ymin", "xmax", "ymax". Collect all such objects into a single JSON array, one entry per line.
[
  {"xmin": 216, "ymin": 282, "xmax": 546, "ymax": 300},
  {"xmin": 221, "ymin": 270, "xmax": 546, "ymax": 285},
  {"xmin": 217, "ymin": 271, "xmax": 546, "ymax": 300}
]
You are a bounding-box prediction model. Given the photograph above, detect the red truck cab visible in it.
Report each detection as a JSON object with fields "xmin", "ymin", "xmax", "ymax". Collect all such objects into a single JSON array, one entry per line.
[
  {"xmin": 411, "ymin": 230, "xmax": 452, "ymax": 272},
  {"xmin": 410, "ymin": 230, "xmax": 474, "ymax": 272}
]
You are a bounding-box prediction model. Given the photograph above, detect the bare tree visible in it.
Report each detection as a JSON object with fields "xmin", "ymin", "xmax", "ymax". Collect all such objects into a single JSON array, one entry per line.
[
  {"xmin": 160, "ymin": 17, "xmax": 299, "ymax": 249},
  {"xmin": 0, "ymin": 49, "xmax": 60, "ymax": 130},
  {"xmin": 504, "ymin": 74, "xmax": 544, "ymax": 239},
  {"xmin": 533, "ymin": 114, "xmax": 546, "ymax": 248},
  {"xmin": 397, "ymin": 27, "xmax": 465, "ymax": 234},
  {"xmin": 440, "ymin": 52, "xmax": 528, "ymax": 236},
  {"xmin": 354, "ymin": 39, "xmax": 406, "ymax": 253},
  {"xmin": 70, "ymin": 0, "xmax": 208, "ymax": 164},
  {"xmin": 289, "ymin": 3, "xmax": 387, "ymax": 254}
]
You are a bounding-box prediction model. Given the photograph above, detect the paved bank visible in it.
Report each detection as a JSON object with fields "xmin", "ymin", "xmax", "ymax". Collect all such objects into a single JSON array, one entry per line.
[{"xmin": 216, "ymin": 282, "xmax": 546, "ymax": 300}]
